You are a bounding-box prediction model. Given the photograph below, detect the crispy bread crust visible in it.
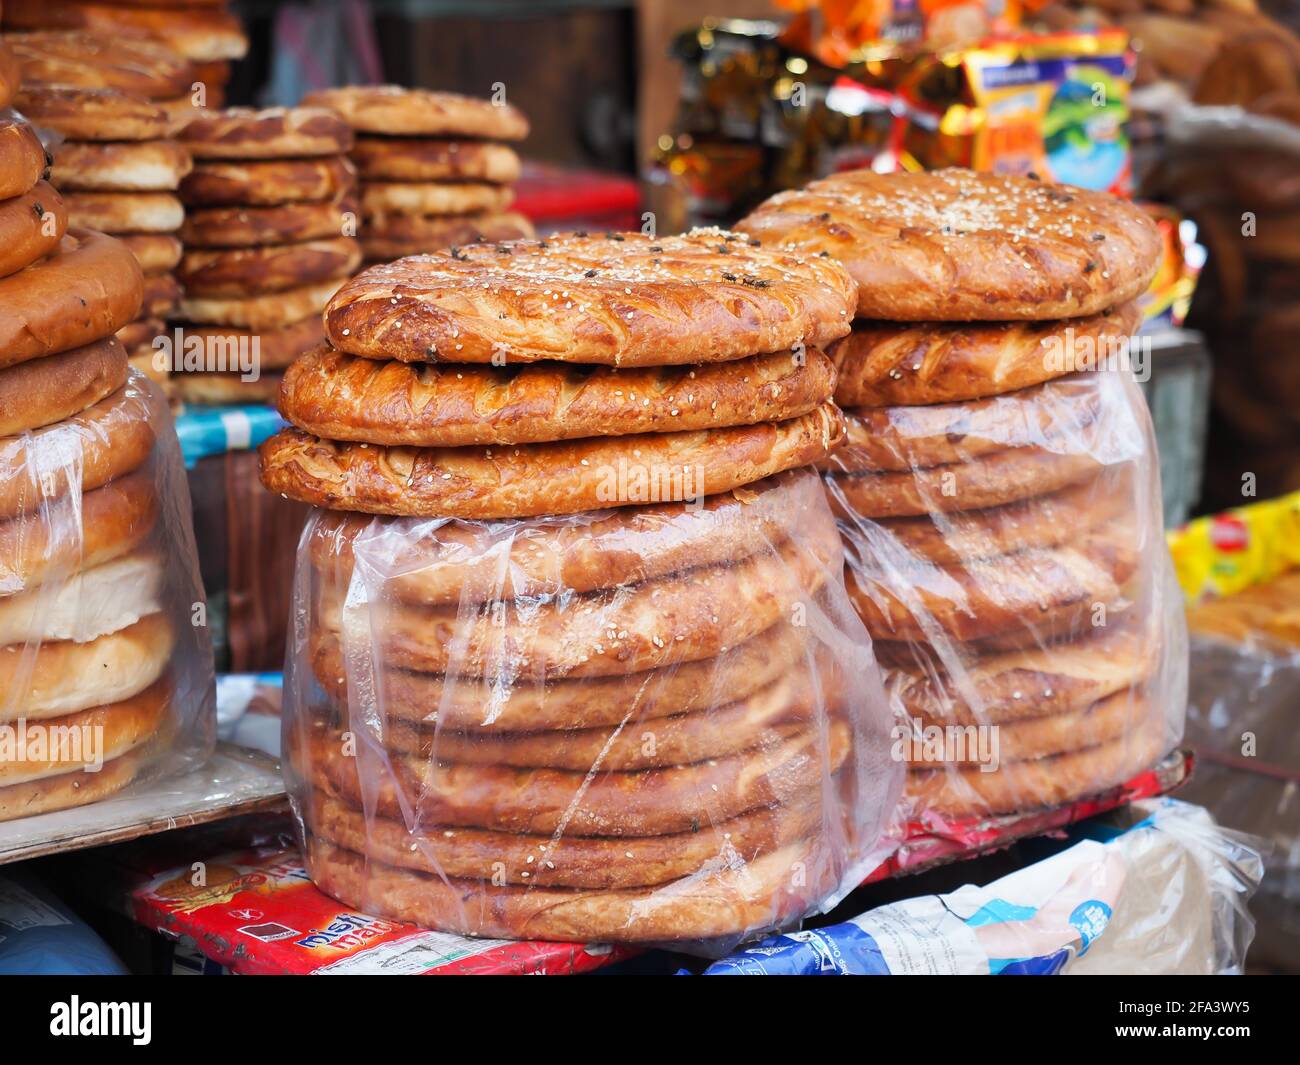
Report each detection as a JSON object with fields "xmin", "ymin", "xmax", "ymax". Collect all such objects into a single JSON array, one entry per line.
[
  {"xmin": 0, "ymin": 336, "xmax": 128, "ymax": 436},
  {"xmin": 179, "ymin": 196, "xmax": 356, "ymax": 247},
  {"xmin": 180, "ymin": 154, "xmax": 356, "ymax": 206},
  {"xmin": 182, "ymin": 106, "xmax": 353, "ymax": 159},
  {"xmin": 302, "ymin": 85, "xmax": 530, "ymax": 139},
  {"xmin": 0, "ymin": 229, "xmax": 144, "ymax": 371},
  {"xmin": 279, "ymin": 344, "xmax": 834, "ymax": 446},
  {"xmin": 259, "ymin": 403, "xmax": 846, "ymax": 518},
  {"xmin": 739, "ymin": 168, "xmax": 1161, "ymax": 321},
  {"xmin": 325, "ymin": 229, "xmax": 858, "ymax": 366},
  {"xmin": 0, "ymin": 181, "xmax": 68, "ymax": 280},
  {"xmin": 831, "ymin": 302, "xmax": 1143, "ymax": 406},
  {"xmin": 350, "ymin": 137, "xmax": 521, "ymax": 183},
  {"xmin": 177, "ymin": 237, "xmax": 361, "ymax": 298}
]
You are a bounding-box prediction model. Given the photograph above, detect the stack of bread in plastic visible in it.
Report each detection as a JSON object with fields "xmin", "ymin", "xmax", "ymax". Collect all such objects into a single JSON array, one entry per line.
[
  {"xmin": 1, "ymin": 0, "xmax": 248, "ymax": 108},
  {"xmin": 741, "ymin": 168, "xmax": 1188, "ymax": 821},
  {"xmin": 0, "ymin": 47, "xmax": 214, "ymax": 822},
  {"xmin": 8, "ymin": 30, "xmax": 200, "ymax": 388},
  {"xmin": 258, "ymin": 228, "xmax": 900, "ymax": 947},
  {"xmin": 173, "ymin": 107, "xmax": 362, "ymax": 406},
  {"xmin": 302, "ymin": 86, "xmax": 535, "ymax": 264}
]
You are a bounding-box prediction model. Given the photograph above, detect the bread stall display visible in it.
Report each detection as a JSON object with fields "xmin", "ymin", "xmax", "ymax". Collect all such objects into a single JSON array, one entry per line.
[
  {"xmin": 740, "ymin": 167, "xmax": 1187, "ymax": 820},
  {"xmin": 0, "ymin": 59, "xmax": 214, "ymax": 822},
  {"xmin": 8, "ymin": 30, "xmax": 199, "ymax": 388},
  {"xmin": 174, "ymin": 107, "xmax": 362, "ymax": 405},
  {"xmin": 301, "ymin": 86, "xmax": 536, "ymax": 263},
  {"xmin": 258, "ymin": 229, "xmax": 900, "ymax": 945}
]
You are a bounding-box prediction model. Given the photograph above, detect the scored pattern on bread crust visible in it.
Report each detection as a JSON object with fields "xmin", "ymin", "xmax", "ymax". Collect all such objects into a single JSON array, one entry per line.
[
  {"xmin": 738, "ymin": 168, "xmax": 1162, "ymax": 321},
  {"xmin": 259, "ymin": 403, "xmax": 846, "ymax": 518},
  {"xmin": 324, "ymin": 228, "xmax": 858, "ymax": 366},
  {"xmin": 831, "ymin": 302, "xmax": 1144, "ymax": 406},
  {"xmin": 278, "ymin": 344, "xmax": 834, "ymax": 446}
]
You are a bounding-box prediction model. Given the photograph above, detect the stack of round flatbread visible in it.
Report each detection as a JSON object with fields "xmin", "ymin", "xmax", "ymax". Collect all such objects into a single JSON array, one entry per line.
[
  {"xmin": 301, "ymin": 86, "xmax": 536, "ymax": 263},
  {"xmin": 260, "ymin": 228, "xmax": 885, "ymax": 942},
  {"xmin": 1, "ymin": 1, "xmax": 248, "ymax": 97},
  {"xmin": 740, "ymin": 168, "xmax": 1176, "ymax": 820},
  {"xmin": 0, "ymin": 89, "xmax": 182, "ymax": 819},
  {"xmin": 8, "ymin": 30, "xmax": 204, "ymax": 390},
  {"xmin": 173, "ymin": 106, "xmax": 363, "ymax": 405}
]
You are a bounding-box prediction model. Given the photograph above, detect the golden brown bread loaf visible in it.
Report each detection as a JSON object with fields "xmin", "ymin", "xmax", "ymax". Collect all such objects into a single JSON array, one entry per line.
[
  {"xmin": 0, "ymin": 118, "xmax": 51, "ymax": 200},
  {"xmin": 0, "ymin": 336, "xmax": 128, "ymax": 436},
  {"xmin": 310, "ymin": 622, "xmax": 808, "ymax": 733},
  {"xmin": 845, "ymin": 528, "xmax": 1137, "ymax": 643},
  {"xmin": 0, "ymin": 229, "xmax": 143, "ymax": 372},
  {"xmin": 278, "ymin": 344, "xmax": 834, "ymax": 446},
  {"xmin": 179, "ymin": 196, "xmax": 357, "ymax": 248},
  {"xmin": 0, "ymin": 743, "xmax": 150, "ymax": 822},
  {"xmin": 305, "ymin": 833, "xmax": 833, "ymax": 943},
  {"xmin": 0, "ymin": 380, "xmax": 155, "ymax": 520},
  {"xmin": 171, "ymin": 317, "xmax": 325, "ymax": 373},
  {"xmin": 350, "ymin": 137, "xmax": 522, "ymax": 184},
  {"xmin": 116, "ymin": 316, "xmax": 164, "ymax": 352},
  {"xmin": 178, "ymin": 276, "xmax": 342, "ymax": 330},
  {"xmin": 6, "ymin": 30, "xmax": 195, "ymax": 99},
  {"xmin": 861, "ymin": 472, "xmax": 1130, "ymax": 564},
  {"xmin": 0, "ymin": 613, "xmax": 173, "ymax": 720},
  {"xmin": 307, "ymin": 789, "xmax": 821, "ymax": 891},
  {"xmin": 181, "ymin": 106, "xmax": 353, "ymax": 159},
  {"xmin": 906, "ymin": 690, "xmax": 1145, "ymax": 766},
  {"xmin": 139, "ymin": 271, "xmax": 182, "ymax": 318},
  {"xmin": 823, "ymin": 379, "xmax": 1103, "ymax": 474},
  {"xmin": 889, "ymin": 621, "xmax": 1155, "ymax": 726},
  {"xmin": 302, "ymin": 85, "xmax": 530, "ymax": 139},
  {"xmin": 308, "ymin": 470, "xmax": 823, "ymax": 603},
  {"xmin": 316, "ymin": 527, "xmax": 836, "ymax": 679},
  {"xmin": 0, "ymin": 41, "xmax": 18, "ymax": 112},
  {"xmin": 827, "ymin": 442, "xmax": 1102, "ymax": 518},
  {"xmin": 176, "ymin": 237, "xmax": 362, "ymax": 298},
  {"xmin": 5, "ymin": 2, "xmax": 248, "ymax": 62},
  {"xmin": 51, "ymin": 140, "xmax": 193, "ymax": 192},
  {"xmin": 359, "ymin": 211, "xmax": 534, "ymax": 261},
  {"xmin": 379, "ymin": 673, "xmax": 815, "ymax": 771},
  {"xmin": 831, "ymin": 302, "xmax": 1143, "ymax": 406},
  {"xmin": 172, "ymin": 372, "xmax": 283, "ymax": 406},
  {"xmin": 906, "ymin": 715, "xmax": 1165, "ymax": 817},
  {"xmin": 180, "ymin": 155, "xmax": 356, "ymax": 207},
  {"xmin": 260, "ymin": 403, "xmax": 846, "ymax": 518},
  {"xmin": 360, "ymin": 180, "xmax": 514, "ymax": 218},
  {"xmin": 0, "ymin": 469, "xmax": 156, "ymax": 597},
  {"xmin": 12, "ymin": 85, "xmax": 185, "ymax": 141},
  {"xmin": 0, "ymin": 677, "xmax": 170, "ymax": 786},
  {"xmin": 0, "ymin": 181, "xmax": 68, "ymax": 280},
  {"xmin": 324, "ymin": 229, "xmax": 858, "ymax": 366},
  {"xmin": 303, "ymin": 717, "xmax": 849, "ymax": 835},
  {"xmin": 63, "ymin": 190, "xmax": 184, "ymax": 234},
  {"xmin": 118, "ymin": 233, "xmax": 183, "ymax": 273},
  {"xmin": 738, "ymin": 168, "xmax": 1161, "ymax": 321}
]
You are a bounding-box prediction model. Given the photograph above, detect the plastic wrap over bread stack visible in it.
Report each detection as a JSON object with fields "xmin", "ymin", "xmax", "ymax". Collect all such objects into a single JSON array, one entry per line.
[
  {"xmin": 173, "ymin": 107, "xmax": 362, "ymax": 405},
  {"xmin": 0, "ymin": 58, "xmax": 215, "ymax": 822},
  {"xmin": 259, "ymin": 229, "xmax": 901, "ymax": 948},
  {"xmin": 741, "ymin": 168, "xmax": 1188, "ymax": 821},
  {"xmin": 301, "ymin": 86, "xmax": 535, "ymax": 264},
  {"xmin": 6, "ymin": 30, "xmax": 204, "ymax": 390}
]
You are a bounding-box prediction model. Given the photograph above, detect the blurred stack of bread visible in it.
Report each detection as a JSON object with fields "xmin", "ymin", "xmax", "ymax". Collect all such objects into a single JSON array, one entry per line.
[
  {"xmin": 7, "ymin": 31, "xmax": 200, "ymax": 387},
  {"xmin": 173, "ymin": 107, "xmax": 362, "ymax": 405},
  {"xmin": 302, "ymin": 85, "xmax": 535, "ymax": 263},
  {"xmin": 2, "ymin": 0, "xmax": 248, "ymax": 107}
]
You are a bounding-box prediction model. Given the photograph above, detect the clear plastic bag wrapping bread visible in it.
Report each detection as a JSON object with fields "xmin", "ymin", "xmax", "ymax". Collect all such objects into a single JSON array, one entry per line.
[
  {"xmin": 822, "ymin": 368, "xmax": 1189, "ymax": 822},
  {"xmin": 0, "ymin": 372, "xmax": 215, "ymax": 820},
  {"xmin": 282, "ymin": 468, "xmax": 903, "ymax": 951}
]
